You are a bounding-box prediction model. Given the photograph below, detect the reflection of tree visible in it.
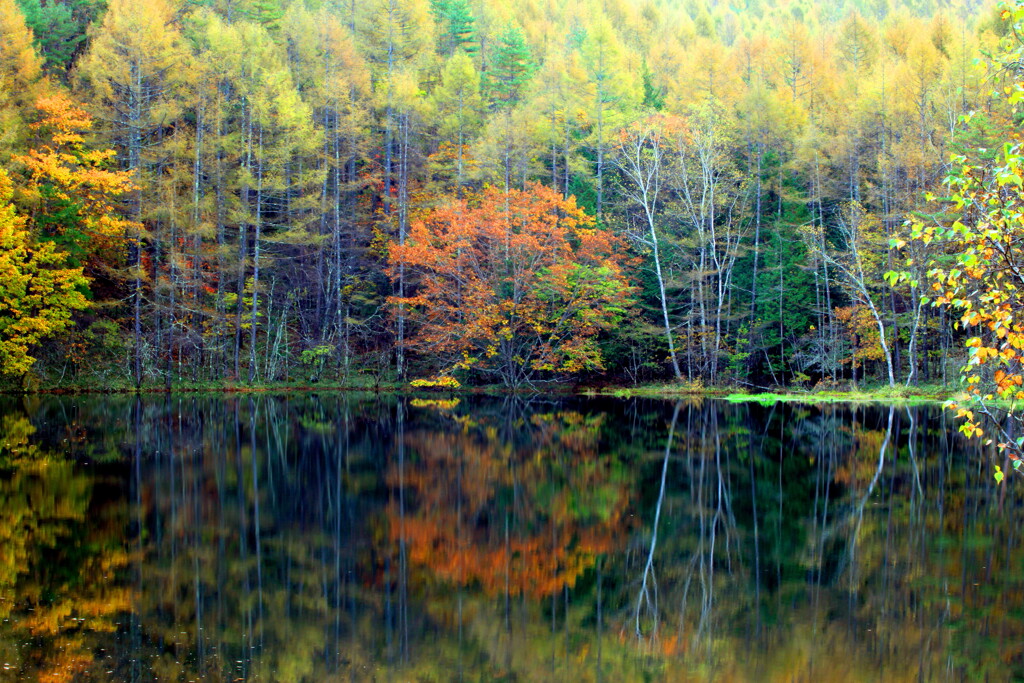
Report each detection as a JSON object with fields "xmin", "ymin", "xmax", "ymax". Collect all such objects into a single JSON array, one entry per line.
[
  {"xmin": 609, "ymin": 402, "xmax": 1024, "ymax": 681},
  {"xmin": 635, "ymin": 402, "xmax": 680, "ymax": 639},
  {"xmin": 0, "ymin": 411, "xmax": 130, "ymax": 682},
  {"xmin": 3, "ymin": 395, "xmax": 1024, "ymax": 681},
  {"xmin": 126, "ymin": 395, "xmax": 388, "ymax": 682},
  {"xmin": 388, "ymin": 410, "xmax": 630, "ymax": 599}
]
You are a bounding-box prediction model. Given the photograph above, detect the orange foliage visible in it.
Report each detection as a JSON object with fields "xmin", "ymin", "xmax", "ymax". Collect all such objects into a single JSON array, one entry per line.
[
  {"xmin": 834, "ymin": 305, "xmax": 885, "ymax": 367},
  {"xmin": 386, "ymin": 412, "xmax": 629, "ymax": 598},
  {"xmin": 389, "ymin": 184, "xmax": 634, "ymax": 385},
  {"xmin": 14, "ymin": 93, "xmax": 139, "ymax": 258}
]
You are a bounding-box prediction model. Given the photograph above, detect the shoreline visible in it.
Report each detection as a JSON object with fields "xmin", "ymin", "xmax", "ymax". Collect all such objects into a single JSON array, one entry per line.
[{"xmin": 0, "ymin": 380, "xmax": 959, "ymax": 405}]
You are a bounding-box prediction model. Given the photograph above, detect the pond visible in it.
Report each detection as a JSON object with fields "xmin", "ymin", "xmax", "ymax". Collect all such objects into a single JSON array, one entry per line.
[{"xmin": 0, "ymin": 394, "xmax": 1021, "ymax": 681}]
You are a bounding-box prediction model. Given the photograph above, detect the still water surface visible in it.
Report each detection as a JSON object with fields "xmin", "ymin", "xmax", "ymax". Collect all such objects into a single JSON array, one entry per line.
[{"xmin": 0, "ymin": 394, "xmax": 1021, "ymax": 681}]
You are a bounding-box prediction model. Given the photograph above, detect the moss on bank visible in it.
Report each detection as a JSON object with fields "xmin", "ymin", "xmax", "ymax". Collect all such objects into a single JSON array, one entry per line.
[{"xmin": 596, "ymin": 382, "xmax": 959, "ymax": 405}]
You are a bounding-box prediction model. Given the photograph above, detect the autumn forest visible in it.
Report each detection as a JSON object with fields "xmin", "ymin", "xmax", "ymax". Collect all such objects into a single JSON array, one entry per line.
[{"xmin": 0, "ymin": 0, "xmax": 1017, "ymax": 390}]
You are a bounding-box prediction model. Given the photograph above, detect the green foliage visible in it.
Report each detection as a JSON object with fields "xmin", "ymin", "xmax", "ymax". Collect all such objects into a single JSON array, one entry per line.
[
  {"xmin": 242, "ymin": 0, "xmax": 286, "ymax": 28},
  {"xmin": 299, "ymin": 343, "xmax": 334, "ymax": 380},
  {"xmin": 892, "ymin": 0, "xmax": 1024, "ymax": 468},
  {"xmin": 0, "ymin": 0, "xmax": 1011, "ymax": 391},
  {"xmin": 430, "ymin": 0, "xmax": 475, "ymax": 55},
  {"xmin": 487, "ymin": 23, "xmax": 532, "ymax": 108},
  {"xmin": 14, "ymin": 0, "xmax": 101, "ymax": 72},
  {"xmin": 0, "ymin": 169, "xmax": 89, "ymax": 377},
  {"xmin": 640, "ymin": 61, "xmax": 665, "ymax": 111}
]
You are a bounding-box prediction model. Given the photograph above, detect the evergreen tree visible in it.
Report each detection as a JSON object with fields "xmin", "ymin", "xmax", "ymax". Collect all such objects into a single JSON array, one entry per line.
[
  {"xmin": 76, "ymin": 0, "xmax": 186, "ymax": 387},
  {"xmin": 487, "ymin": 23, "xmax": 532, "ymax": 109},
  {"xmin": 14, "ymin": 0, "xmax": 102, "ymax": 72},
  {"xmin": 431, "ymin": 0, "xmax": 475, "ymax": 56}
]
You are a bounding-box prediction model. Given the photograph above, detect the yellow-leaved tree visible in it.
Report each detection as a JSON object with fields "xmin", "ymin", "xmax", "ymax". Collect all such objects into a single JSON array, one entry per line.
[
  {"xmin": 0, "ymin": 168, "xmax": 88, "ymax": 377},
  {"xmin": 891, "ymin": 0, "xmax": 1024, "ymax": 480},
  {"xmin": 0, "ymin": 0, "xmax": 44, "ymax": 158},
  {"xmin": 15, "ymin": 93, "xmax": 139, "ymax": 267}
]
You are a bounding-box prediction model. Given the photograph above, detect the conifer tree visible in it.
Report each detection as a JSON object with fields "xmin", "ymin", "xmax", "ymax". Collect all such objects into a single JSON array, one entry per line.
[
  {"xmin": 14, "ymin": 0, "xmax": 101, "ymax": 72},
  {"xmin": 580, "ymin": 15, "xmax": 639, "ymax": 219},
  {"xmin": 0, "ymin": 0, "xmax": 44, "ymax": 157},
  {"xmin": 487, "ymin": 23, "xmax": 532, "ymax": 109},
  {"xmin": 77, "ymin": 0, "xmax": 185, "ymax": 387},
  {"xmin": 431, "ymin": 0, "xmax": 475, "ymax": 56},
  {"xmin": 432, "ymin": 51, "xmax": 483, "ymax": 194}
]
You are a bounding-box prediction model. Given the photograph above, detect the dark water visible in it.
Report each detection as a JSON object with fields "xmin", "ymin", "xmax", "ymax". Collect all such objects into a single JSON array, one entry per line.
[{"xmin": 0, "ymin": 394, "xmax": 1021, "ymax": 682}]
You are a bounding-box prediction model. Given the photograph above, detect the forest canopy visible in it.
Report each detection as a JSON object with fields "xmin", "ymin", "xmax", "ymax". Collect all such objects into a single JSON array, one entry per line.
[{"xmin": 0, "ymin": 0, "xmax": 1016, "ymax": 391}]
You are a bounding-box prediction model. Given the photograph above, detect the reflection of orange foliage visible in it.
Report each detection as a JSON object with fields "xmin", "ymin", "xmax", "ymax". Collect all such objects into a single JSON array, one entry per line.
[
  {"xmin": 387, "ymin": 412, "xmax": 628, "ymax": 598},
  {"xmin": 36, "ymin": 643, "xmax": 95, "ymax": 683},
  {"xmin": 834, "ymin": 422, "xmax": 886, "ymax": 486},
  {"xmin": 397, "ymin": 516, "xmax": 617, "ymax": 598}
]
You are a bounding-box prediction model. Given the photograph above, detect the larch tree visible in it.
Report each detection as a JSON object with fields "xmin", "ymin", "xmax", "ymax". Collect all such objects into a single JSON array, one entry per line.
[
  {"xmin": 524, "ymin": 52, "xmax": 583, "ymax": 199},
  {"xmin": 431, "ymin": 51, "xmax": 483, "ymax": 196},
  {"xmin": 579, "ymin": 14, "xmax": 639, "ymax": 221},
  {"xmin": 734, "ymin": 53, "xmax": 802, "ymax": 368},
  {"xmin": 76, "ymin": 0, "xmax": 185, "ymax": 387},
  {"xmin": 281, "ymin": 4, "xmax": 372, "ymax": 375},
  {"xmin": 361, "ymin": 0, "xmax": 433, "ymax": 379},
  {"xmin": 0, "ymin": 0, "xmax": 1011, "ymax": 392},
  {"xmin": 0, "ymin": 0, "xmax": 44, "ymax": 158},
  {"xmin": 202, "ymin": 15, "xmax": 320, "ymax": 383}
]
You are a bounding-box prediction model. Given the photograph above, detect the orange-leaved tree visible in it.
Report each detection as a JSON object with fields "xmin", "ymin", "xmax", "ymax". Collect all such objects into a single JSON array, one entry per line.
[{"xmin": 388, "ymin": 184, "xmax": 633, "ymax": 388}]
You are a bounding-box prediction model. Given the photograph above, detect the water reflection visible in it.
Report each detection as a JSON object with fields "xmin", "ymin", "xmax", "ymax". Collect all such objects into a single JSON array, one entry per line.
[{"xmin": 0, "ymin": 394, "xmax": 1021, "ymax": 681}]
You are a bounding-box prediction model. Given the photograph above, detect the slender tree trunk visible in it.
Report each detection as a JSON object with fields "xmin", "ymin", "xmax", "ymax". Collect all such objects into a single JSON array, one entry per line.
[
  {"xmin": 648, "ymin": 216, "xmax": 682, "ymax": 380},
  {"xmin": 396, "ymin": 113, "xmax": 410, "ymax": 381},
  {"xmin": 814, "ymin": 156, "xmax": 836, "ymax": 378},
  {"xmin": 596, "ymin": 78, "xmax": 604, "ymax": 221},
  {"xmin": 749, "ymin": 144, "xmax": 762, "ymax": 332},
  {"xmin": 235, "ymin": 101, "xmax": 252, "ymax": 380},
  {"xmin": 248, "ymin": 128, "xmax": 264, "ymax": 384},
  {"xmin": 130, "ymin": 61, "xmax": 144, "ymax": 388}
]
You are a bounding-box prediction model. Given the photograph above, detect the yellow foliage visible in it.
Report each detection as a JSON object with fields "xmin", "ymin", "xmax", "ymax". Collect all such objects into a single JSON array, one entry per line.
[{"xmin": 0, "ymin": 168, "xmax": 88, "ymax": 375}]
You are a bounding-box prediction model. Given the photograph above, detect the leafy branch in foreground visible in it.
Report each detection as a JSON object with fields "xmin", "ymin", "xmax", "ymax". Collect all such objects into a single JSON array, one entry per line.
[{"xmin": 891, "ymin": 1, "xmax": 1024, "ymax": 479}]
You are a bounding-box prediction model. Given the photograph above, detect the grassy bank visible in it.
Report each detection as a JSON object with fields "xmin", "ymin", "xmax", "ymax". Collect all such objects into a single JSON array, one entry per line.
[
  {"xmin": 2, "ymin": 371, "xmax": 959, "ymax": 405},
  {"xmin": 0, "ymin": 376, "xmax": 405, "ymax": 396},
  {"xmin": 595, "ymin": 382, "xmax": 958, "ymax": 405}
]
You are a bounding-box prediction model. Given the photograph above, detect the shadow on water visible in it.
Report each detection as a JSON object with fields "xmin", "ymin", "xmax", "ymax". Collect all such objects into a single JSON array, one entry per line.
[{"xmin": 0, "ymin": 394, "xmax": 1021, "ymax": 681}]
